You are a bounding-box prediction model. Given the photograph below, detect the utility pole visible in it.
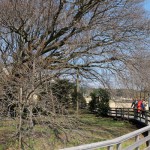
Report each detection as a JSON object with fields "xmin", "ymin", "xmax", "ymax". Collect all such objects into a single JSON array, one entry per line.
[{"xmin": 76, "ymin": 68, "xmax": 79, "ymax": 116}]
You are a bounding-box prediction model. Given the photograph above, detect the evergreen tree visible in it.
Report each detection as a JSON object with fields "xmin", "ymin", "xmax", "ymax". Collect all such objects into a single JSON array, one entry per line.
[{"xmin": 89, "ymin": 88, "xmax": 110, "ymax": 116}]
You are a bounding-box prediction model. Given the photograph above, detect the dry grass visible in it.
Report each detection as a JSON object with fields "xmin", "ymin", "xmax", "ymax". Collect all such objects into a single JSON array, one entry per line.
[{"xmin": 0, "ymin": 112, "xmax": 140, "ymax": 150}]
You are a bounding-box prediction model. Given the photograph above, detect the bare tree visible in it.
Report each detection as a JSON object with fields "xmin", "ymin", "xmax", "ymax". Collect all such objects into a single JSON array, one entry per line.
[
  {"xmin": 120, "ymin": 50, "xmax": 150, "ymax": 99},
  {"xmin": 0, "ymin": 0, "xmax": 150, "ymax": 149}
]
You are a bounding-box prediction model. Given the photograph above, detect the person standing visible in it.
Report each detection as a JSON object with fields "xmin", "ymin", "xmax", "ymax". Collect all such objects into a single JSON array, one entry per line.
[
  {"xmin": 131, "ymin": 98, "xmax": 138, "ymax": 109},
  {"xmin": 137, "ymin": 99, "xmax": 143, "ymax": 117},
  {"xmin": 131, "ymin": 98, "xmax": 138, "ymax": 118}
]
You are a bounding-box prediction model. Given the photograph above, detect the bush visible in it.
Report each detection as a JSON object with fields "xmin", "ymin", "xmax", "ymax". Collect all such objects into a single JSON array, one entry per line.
[{"xmin": 89, "ymin": 88, "xmax": 110, "ymax": 116}]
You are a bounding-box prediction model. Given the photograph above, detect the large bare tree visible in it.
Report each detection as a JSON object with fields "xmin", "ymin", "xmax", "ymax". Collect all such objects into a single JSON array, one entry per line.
[
  {"xmin": 0, "ymin": 0, "xmax": 150, "ymax": 149},
  {"xmin": 120, "ymin": 50, "xmax": 150, "ymax": 99}
]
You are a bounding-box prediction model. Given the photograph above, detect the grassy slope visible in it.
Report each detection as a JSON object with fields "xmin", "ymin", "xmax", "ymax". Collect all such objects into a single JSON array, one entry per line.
[
  {"xmin": 60, "ymin": 113, "xmax": 138, "ymax": 149},
  {"xmin": 0, "ymin": 111, "xmax": 145, "ymax": 150}
]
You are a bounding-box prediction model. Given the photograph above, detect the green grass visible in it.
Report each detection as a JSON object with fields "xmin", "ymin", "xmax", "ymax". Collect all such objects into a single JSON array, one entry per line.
[{"xmin": 0, "ymin": 112, "xmax": 142, "ymax": 150}]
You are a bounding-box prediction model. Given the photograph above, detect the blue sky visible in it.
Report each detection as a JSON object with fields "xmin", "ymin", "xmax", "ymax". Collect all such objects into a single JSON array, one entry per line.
[{"xmin": 144, "ymin": 0, "xmax": 150, "ymax": 11}]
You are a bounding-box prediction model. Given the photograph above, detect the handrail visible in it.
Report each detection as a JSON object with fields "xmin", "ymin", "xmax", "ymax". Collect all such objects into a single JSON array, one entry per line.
[
  {"xmin": 60, "ymin": 108, "xmax": 150, "ymax": 150},
  {"xmin": 109, "ymin": 108, "xmax": 150, "ymax": 125},
  {"xmin": 60, "ymin": 126, "xmax": 150, "ymax": 150}
]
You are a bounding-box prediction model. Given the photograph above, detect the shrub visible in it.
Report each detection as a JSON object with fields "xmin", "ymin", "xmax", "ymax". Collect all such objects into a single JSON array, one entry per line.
[{"xmin": 89, "ymin": 88, "xmax": 110, "ymax": 116}]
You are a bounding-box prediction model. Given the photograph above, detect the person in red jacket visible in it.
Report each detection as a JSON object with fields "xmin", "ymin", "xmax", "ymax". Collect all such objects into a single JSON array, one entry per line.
[{"xmin": 137, "ymin": 99, "xmax": 143, "ymax": 113}]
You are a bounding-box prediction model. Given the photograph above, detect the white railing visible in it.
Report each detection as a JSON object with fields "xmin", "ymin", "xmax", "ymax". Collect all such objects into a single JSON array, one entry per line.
[{"xmin": 60, "ymin": 108, "xmax": 150, "ymax": 150}]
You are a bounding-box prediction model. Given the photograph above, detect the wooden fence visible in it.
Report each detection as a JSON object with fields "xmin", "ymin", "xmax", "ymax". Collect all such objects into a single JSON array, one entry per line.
[
  {"xmin": 108, "ymin": 108, "xmax": 150, "ymax": 125},
  {"xmin": 60, "ymin": 108, "xmax": 150, "ymax": 150}
]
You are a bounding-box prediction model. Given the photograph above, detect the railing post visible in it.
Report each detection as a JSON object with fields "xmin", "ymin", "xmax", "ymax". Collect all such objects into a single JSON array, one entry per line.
[
  {"xmin": 140, "ymin": 111, "xmax": 142, "ymax": 121},
  {"xmin": 109, "ymin": 108, "xmax": 111, "ymax": 116},
  {"xmin": 135, "ymin": 135, "xmax": 140, "ymax": 150},
  {"xmin": 128, "ymin": 108, "xmax": 129, "ymax": 120},
  {"xmin": 117, "ymin": 143, "xmax": 122, "ymax": 150},
  {"xmin": 121, "ymin": 108, "xmax": 123, "ymax": 119},
  {"xmin": 122, "ymin": 108, "xmax": 124, "ymax": 119},
  {"xmin": 145, "ymin": 111, "xmax": 148, "ymax": 125},
  {"xmin": 108, "ymin": 109, "xmax": 110, "ymax": 116},
  {"xmin": 108, "ymin": 146, "xmax": 113, "ymax": 150},
  {"xmin": 134, "ymin": 109, "xmax": 137, "ymax": 119},
  {"xmin": 147, "ymin": 130, "xmax": 150, "ymax": 147},
  {"xmin": 116, "ymin": 108, "xmax": 117, "ymax": 118}
]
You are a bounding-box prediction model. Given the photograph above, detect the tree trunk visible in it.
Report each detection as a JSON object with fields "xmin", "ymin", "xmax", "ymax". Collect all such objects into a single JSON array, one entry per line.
[
  {"xmin": 18, "ymin": 87, "xmax": 23, "ymax": 150},
  {"xmin": 76, "ymin": 68, "xmax": 79, "ymax": 115}
]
